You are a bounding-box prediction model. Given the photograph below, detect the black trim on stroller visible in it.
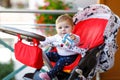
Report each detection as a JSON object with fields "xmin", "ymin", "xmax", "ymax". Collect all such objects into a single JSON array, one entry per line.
[{"xmin": 68, "ymin": 43, "xmax": 105, "ymax": 80}]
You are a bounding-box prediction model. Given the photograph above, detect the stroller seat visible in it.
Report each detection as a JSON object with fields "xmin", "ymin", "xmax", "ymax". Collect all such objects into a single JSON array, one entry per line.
[
  {"xmin": 50, "ymin": 16, "xmax": 108, "ymax": 74},
  {"xmin": 49, "ymin": 47, "xmax": 81, "ymax": 73}
]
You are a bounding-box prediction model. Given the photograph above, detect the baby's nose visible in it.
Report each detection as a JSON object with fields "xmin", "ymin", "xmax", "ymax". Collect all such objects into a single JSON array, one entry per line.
[{"xmin": 62, "ymin": 27, "xmax": 66, "ymax": 30}]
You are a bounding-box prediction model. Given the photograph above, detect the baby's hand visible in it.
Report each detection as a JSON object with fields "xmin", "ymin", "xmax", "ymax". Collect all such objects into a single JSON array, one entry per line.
[
  {"xmin": 62, "ymin": 33, "xmax": 76, "ymax": 49},
  {"xmin": 69, "ymin": 33, "xmax": 76, "ymax": 40}
]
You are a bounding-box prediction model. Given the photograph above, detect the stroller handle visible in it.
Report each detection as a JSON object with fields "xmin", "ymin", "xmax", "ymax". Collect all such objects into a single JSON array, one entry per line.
[{"xmin": 0, "ymin": 26, "xmax": 45, "ymax": 41}]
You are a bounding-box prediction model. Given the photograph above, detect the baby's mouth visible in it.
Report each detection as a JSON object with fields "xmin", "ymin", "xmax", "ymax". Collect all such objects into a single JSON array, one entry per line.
[
  {"xmin": 62, "ymin": 32, "xmax": 66, "ymax": 34},
  {"xmin": 62, "ymin": 33, "xmax": 66, "ymax": 36}
]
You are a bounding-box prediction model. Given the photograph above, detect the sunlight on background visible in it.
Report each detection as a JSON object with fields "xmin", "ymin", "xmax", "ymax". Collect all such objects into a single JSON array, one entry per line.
[{"xmin": 0, "ymin": 48, "xmax": 12, "ymax": 63}]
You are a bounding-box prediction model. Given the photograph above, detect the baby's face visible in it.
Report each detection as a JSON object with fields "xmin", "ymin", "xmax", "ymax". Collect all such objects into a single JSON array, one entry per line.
[{"xmin": 56, "ymin": 21, "xmax": 73, "ymax": 37}]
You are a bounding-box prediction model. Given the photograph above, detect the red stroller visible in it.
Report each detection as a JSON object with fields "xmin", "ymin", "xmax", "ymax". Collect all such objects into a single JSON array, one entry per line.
[
  {"xmin": 68, "ymin": 4, "xmax": 120, "ymax": 79},
  {"xmin": 32, "ymin": 4, "xmax": 120, "ymax": 80},
  {"xmin": 5, "ymin": 4, "xmax": 118, "ymax": 80}
]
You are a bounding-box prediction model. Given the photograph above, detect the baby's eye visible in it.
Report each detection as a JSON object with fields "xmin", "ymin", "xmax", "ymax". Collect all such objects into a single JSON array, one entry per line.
[
  {"xmin": 65, "ymin": 26, "xmax": 69, "ymax": 28},
  {"xmin": 58, "ymin": 26, "xmax": 62, "ymax": 29}
]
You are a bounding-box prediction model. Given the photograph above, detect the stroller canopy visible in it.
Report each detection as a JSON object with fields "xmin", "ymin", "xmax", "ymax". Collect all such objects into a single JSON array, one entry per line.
[
  {"xmin": 72, "ymin": 4, "xmax": 120, "ymax": 78},
  {"xmin": 73, "ymin": 4, "xmax": 112, "ymax": 49}
]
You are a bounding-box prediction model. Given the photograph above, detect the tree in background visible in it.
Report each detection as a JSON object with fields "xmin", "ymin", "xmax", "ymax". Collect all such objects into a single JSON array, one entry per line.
[
  {"xmin": 0, "ymin": 61, "xmax": 14, "ymax": 80},
  {"xmin": 35, "ymin": 0, "xmax": 72, "ymax": 36},
  {"xmin": 0, "ymin": 0, "xmax": 11, "ymax": 8}
]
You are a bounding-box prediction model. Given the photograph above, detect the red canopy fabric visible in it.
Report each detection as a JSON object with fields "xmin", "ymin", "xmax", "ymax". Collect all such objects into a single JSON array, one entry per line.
[{"xmin": 73, "ymin": 18, "xmax": 108, "ymax": 49}]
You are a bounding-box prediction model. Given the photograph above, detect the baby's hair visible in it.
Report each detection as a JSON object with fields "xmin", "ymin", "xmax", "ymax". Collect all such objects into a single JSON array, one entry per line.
[{"xmin": 56, "ymin": 14, "xmax": 74, "ymax": 26}]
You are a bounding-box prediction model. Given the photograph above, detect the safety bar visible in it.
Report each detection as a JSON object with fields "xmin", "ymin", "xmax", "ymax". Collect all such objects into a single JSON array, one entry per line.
[
  {"xmin": 1, "ymin": 24, "xmax": 55, "ymax": 27},
  {"xmin": 0, "ymin": 9, "xmax": 77, "ymax": 14}
]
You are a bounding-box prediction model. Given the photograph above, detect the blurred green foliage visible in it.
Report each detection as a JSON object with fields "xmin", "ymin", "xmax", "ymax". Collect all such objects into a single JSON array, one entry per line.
[
  {"xmin": 36, "ymin": 0, "xmax": 72, "ymax": 24},
  {"xmin": 0, "ymin": 61, "xmax": 14, "ymax": 80},
  {"xmin": 36, "ymin": 0, "xmax": 73, "ymax": 36}
]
